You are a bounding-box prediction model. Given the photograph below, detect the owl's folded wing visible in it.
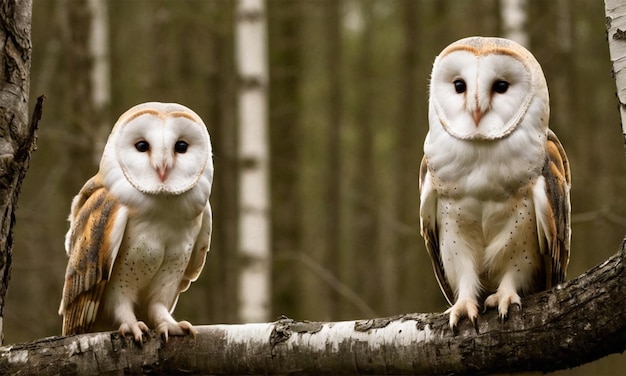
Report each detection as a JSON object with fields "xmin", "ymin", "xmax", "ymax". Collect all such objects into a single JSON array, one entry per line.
[
  {"xmin": 419, "ymin": 155, "xmax": 455, "ymax": 306},
  {"xmin": 59, "ymin": 175, "xmax": 128, "ymax": 335},
  {"xmin": 171, "ymin": 202, "xmax": 212, "ymax": 311},
  {"xmin": 533, "ymin": 129, "xmax": 571, "ymax": 288}
]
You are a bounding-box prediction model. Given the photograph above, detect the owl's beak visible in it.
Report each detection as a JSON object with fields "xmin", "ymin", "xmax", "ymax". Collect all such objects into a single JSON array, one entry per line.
[
  {"xmin": 472, "ymin": 108, "xmax": 483, "ymax": 126},
  {"xmin": 157, "ymin": 166, "xmax": 169, "ymax": 182}
]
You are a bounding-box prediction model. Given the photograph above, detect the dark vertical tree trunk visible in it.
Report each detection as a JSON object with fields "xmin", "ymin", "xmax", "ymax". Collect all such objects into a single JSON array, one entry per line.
[
  {"xmin": 204, "ymin": 1, "xmax": 239, "ymax": 324},
  {"xmin": 324, "ymin": 0, "xmax": 342, "ymax": 319},
  {"xmin": 64, "ymin": 0, "xmax": 97, "ymax": 189},
  {"xmin": 0, "ymin": 0, "xmax": 34, "ymax": 344},
  {"xmin": 351, "ymin": 1, "xmax": 380, "ymax": 309},
  {"xmin": 389, "ymin": 0, "xmax": 420, "ymax": 312},
  {"xmin": 268, "ymin": 0, "xmax": 303, "ymax": 319}
]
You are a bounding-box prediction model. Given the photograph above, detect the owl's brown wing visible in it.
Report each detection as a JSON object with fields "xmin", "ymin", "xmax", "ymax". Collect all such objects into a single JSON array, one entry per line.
[
  {"xmin": 534, "ymin": 129, "xmax": 571, "ymax": 288},
  {"xmin": 59, "ymin": 175, "xmax": 128, "ymax": 335},
  {"xmin": 419, "ymin": 155, "xmax": 455, "ymax": 305},
  {"xmin": 170, "ymin": 203, "xmax": 212, "ymax": 311}
]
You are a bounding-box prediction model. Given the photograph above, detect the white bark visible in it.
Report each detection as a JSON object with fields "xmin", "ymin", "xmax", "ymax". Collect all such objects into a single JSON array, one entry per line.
[
  {"xmin": 88, "ymin": 0, "xmax": 110, "ymax": 161},
  {"xmin": 0, "ymin": 240, "xmax": 624, "ymax": 375},
  {"xmin": 605, "ymin": 0, "xmax": 626, "ymax": 150},
  {"xmin": 499, "ymin": 0, "xmax": 528, "ymax": 47},
  {"xmin": 235, "ymin": 0, "xmax": 271, "ymax": 323},
  {"xmin": 87, "ymin": 0, "xmax": 109, "ymax": 111}
]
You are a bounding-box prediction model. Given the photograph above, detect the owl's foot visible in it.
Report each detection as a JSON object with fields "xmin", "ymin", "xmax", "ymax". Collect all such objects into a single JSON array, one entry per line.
[
  {"xmin": 445, "ymin": 298, "xmax": 479, "ymax": 333},
  {"xmin": 484, "ymin": 289, "xmax": 522, "ymax": 319},
  {"xmin": 156, "ymin": 320, "xmax": 197, "ymax": 342},
  {"xmin": 118, "ymin": 320, "xmax": 149, "ymax": 343}
]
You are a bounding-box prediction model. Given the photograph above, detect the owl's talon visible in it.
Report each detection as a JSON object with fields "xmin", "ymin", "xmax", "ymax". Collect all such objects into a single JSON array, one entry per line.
[
  {"xmin": 445, "ymin": 298, "xmax": 479, "ymax": 332},
  {"xmin": 118, "ymin": 321, "xmax": 149, "ymax": 343},
  {"xmin": 178, "ymin": 320, "xmax": 198, "ymax": 338},
  {"xmin": 156, "ymin": 320, "xmax": 196, "ymax": 342},
  {"xmin": 485, "ymin": 290, "xmax": 522, "ymax": 319}
]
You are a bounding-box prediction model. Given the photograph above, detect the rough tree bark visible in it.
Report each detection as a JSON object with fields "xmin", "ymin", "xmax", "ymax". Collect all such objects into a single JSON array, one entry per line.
[
  {"xmin": 0, "ymin": 238, "xmax": 624, "ymax": 374},
  {"xmin": 0, "ymin": 0, "xmax": 38, "ymax": 345}
]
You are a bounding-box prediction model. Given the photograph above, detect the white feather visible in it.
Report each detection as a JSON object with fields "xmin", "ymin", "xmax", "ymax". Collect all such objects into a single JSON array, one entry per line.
[
  {"xmin": 421, "ymin": 37, "xmax": 570, "ymax": 328},
  {"xmin": 59, "ymin": 102, "xmax": 213, "ymax": 341}
]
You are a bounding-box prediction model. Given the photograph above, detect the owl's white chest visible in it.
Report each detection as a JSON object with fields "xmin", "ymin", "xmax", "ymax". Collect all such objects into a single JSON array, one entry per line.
[
  {"xmin": 424, "ymin": 128, "xmax": 546, "ymax": 294},
  {"xmin": 436, "ymin": 193, "xmax": 542, "ymax": 293},
  {"xmin": 101, "ymin": 193, "xmax": 205, "ymax": 321},
  {"xmin": 114, "ymin": 216, "xmax": 200, "ymax": 289}
]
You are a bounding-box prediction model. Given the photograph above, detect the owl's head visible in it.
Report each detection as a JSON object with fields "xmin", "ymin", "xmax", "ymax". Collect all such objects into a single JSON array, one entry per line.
[
  {"xmin": 429, "ymin": 36, "xmax": 549, "ymax": 141},
  {"xmin": 101, "ymin": 102, "xmax": 213, "ymax": 195}
]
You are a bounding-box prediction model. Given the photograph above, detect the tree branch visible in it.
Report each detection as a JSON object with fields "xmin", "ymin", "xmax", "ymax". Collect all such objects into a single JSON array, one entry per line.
[{"xmin": 1, "ymin": 237, "xmax": 624, "ymax": 375}]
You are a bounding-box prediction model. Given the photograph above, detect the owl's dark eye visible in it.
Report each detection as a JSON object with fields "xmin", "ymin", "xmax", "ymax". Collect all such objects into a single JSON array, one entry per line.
[
  {"xmin": 493, "ymin": 80, "xmax": 509, "ymax": 94},
  {"xmin": 453, "ymin": 79, "xmax": 466, "ymax": 94},
  {"xmin": 135, "ymin": 140, "xmax": 150, "ymax": 152},
  {"xmin": 174, "ymin": 140, "xmax": 189, "ymax": 154}
]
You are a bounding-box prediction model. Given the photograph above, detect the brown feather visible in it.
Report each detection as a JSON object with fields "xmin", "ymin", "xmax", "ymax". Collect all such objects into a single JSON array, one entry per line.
[
  {"xmin": 60, "ymin": 176, "xmax": 125, "ymax": 335},
  {"xmin": 419, "ymin": 155, "xmax": 455, "ymax": 305},
  {"xmin": 541, "ymin": 130, "xmax": 571, "ymax": 287}
]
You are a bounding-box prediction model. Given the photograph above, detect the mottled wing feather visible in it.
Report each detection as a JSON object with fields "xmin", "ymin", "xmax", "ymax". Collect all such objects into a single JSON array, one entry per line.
[
  {"xmin": 170, "ymin": 203, "xmax": 212, "ymax": 311},
  {"xmin": 419, "ymin": 155, "xmax": 455, "ymax": 305},
  {"xmin": 539, "ymin": 130, "xmax": 571, "ymax": 287},
  {"xmin": 59, "ymin": 176, "xmax": 127, "ymax": 335}
]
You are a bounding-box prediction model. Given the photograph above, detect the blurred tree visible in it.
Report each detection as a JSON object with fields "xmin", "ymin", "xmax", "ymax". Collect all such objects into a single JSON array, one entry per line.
[
  {"xmin": 199, "ymin": 1, "xmax": 239, "ymax": 325},
  {"xmin": 86, "ymin": 0, "xmax": 110, "ymax": 159},
  {"xmin": 499, "ymin": 0, "xmax": 528, "ymax": 46},
  {"xmin": 63, "ymin": 0, "xmax": 100, "ymax": 186},
  {"xmin": 349, "ymin": 0, "xmax": 381, "ymax": 315},
  {"xmin": 324, "ymin": 0, "xmax": 343, "ymax": 319},
  {"xmin": 267, "ymin": 0, "xmax": 303, "ymax": 320},
  {"xmin": 235, "ymin": 0, "xmax": 271, "ymax": 323}
]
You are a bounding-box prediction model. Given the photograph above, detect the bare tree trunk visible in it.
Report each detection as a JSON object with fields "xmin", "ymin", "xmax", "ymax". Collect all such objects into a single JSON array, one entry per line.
[
  {"xmin": 204, "ymin": 1, "xmax": 239, "ymax": 324},
  {"xmin": 605, "ymin": 0, "xmax": 626, "ymax": 152},
  {"xmin": 324, "ymin": 0, "xmax": 342, "ymax": 319},
  {"xmin": 390, "ymin": 0, "xmax": 420, "ymax": 313},
  {"xmin": 62, "ymin": 0, "xmax": 99, "ymax": 189},
  {"xmin": 1, "ymin": 239, "xmax": 623, "ymax": 374},
  {"xmin": 499, "ymin": 0, "xmax": 528, "ymax": 47},
  {"xmin": 350, "ymin": 0, "xmax": 380, "ymax": 313},
  {"xmin": 0, "ymin": 0, "xmax": 35, "ymax": 345},
  {"xmin": 267, "ymin": 0, "xmax": 302, "ymax": 320},
  {"xmin": 86, "ymin": 0, "xmax": 110, "ymax": 161},
  {"xmin": 235, "ymin": 0, "xmax": 271, "ymax": 323}
]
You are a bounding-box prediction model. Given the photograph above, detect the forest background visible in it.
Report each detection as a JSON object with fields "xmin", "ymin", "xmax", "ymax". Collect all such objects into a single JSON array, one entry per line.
[{"xmin": 4, "ymin": 0, "xmax": 625, "ymax": 374}]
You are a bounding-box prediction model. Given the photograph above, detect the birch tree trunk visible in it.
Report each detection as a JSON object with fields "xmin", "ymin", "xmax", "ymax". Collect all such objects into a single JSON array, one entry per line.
[
  {"xmin": 605, "ymin": 0, "xmax": 626, "ymax": 152},
  {"xmin": 499, "ymin": 0, "xmax": 528, "ymax": 47},
  {"xmin": 235, "ymin": 0, "xmax": 271, "ymax": 323},
  {"xmin": 87, "ymin": 0, "xmax": 110, "ymax": 161},
  {"xmin": 1, "ymin": 239, "xmax": 624, "ymax": 374},
  {"xmin": 0, "ymin": 0, "xmax": 36, "ymax": 345}
]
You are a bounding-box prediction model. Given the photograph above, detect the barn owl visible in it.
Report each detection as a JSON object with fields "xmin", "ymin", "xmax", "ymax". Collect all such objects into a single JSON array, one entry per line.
[
  {"xmin": 59, "ymin": 102, "xmax": 213, "ymax": 342},
  {"xmin": 420, "ymin": 37, "xmax": 571, "ymax": 331}
]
